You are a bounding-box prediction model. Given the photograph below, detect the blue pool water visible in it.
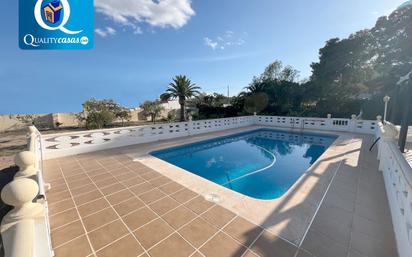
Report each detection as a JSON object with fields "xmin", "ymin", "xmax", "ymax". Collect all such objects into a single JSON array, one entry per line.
[{"xmin": 151, "ymin": 129, "xmax": 337, "ymax": 200}]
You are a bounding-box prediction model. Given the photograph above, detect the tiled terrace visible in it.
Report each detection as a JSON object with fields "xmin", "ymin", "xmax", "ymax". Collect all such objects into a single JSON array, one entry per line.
[{"xmin": 43, "ymin": 133, "xmax": 398, "ymax": 257}]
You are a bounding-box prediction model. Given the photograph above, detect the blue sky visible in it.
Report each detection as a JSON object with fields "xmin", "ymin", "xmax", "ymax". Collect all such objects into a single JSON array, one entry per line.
[{"xmin": 0, "ymin": 0, "xmax": 406, "ymax": 114}]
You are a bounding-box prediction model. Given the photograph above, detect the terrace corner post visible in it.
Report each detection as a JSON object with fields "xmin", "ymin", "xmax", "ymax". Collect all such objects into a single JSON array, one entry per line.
[{"xmin": 398, "ymin": 77, "xmax": 412, "ymax": 153}]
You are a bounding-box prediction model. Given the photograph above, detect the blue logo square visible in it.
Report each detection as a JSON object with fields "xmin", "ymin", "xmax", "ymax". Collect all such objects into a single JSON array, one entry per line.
[{"xmin": 19, "ymin": 0, "xmax": 94, "ymax": 50}]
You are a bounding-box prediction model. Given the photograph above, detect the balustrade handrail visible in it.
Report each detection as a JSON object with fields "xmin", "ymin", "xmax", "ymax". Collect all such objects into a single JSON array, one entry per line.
[
  {"xmin": 0, "ymin": 126, "xmax": 53, "ymax": 257},
  {"xmin": 379, "ymin": 123, "xmax": 412, "ymax": 188},
  {"xmin": 41, "ymin": 116, "xmax": 254, "ymax": 139},
  {"xmin": 378, "ymin": 122, "xmax": 412, "ymax": 257},
  {"xmin": 39, "ymin": 115, "xmax": 378, "ymax": 160},
  {"xmin": 388, "ymin": 140, "xmax": 412, "ymax": 188}
]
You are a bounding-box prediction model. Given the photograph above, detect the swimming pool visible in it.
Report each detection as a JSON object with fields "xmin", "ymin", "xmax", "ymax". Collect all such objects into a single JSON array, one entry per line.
[{"xmin": 151, "ymin": 129, "xmax": 337, "ymax": 200}]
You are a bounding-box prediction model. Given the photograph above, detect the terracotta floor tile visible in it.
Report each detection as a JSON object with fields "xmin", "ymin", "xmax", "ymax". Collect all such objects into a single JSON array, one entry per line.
[
  {"xmin": 242, "ymin": 250, "xmax": 260, "ymax": 257},
  {"xmin": 98, "ymin": 158, "xmax": 118, "ymax": 165},
  {"xmin": 200, "ymin": 232, "xmax": 247, "ymax": 257},
  {"xmin": 250, "ymin": 231, "xmax": 297, "ymax": 257},
  {"xmin": 48, "ymin": 182, "xmax": 68, "ymax": 195},
  {"xmin": 51, "ymin": 220, "xmax": 85, "ymax": 247},
  {"xmin": 149, "ymin": 196, "xmax": 180, "ymax": 216},
  {"xmin": 83, "ymin": 208, "xmax": 118, "ymax": 232},
  {"xmin": 62, "ymin": 170, "xmax": 85, "ymax": 179},
  {"xmin": 120, "ymin": 176, "xmax": 145, "ymax": 187},
  {"xmin": 61, "ymin": 167, "xmax": 83, "ymax": 174},
  {"xmin": 162, "ymin": 206, "xmax": 197, "ymax": 230},
  {"xmin": 129, "ymin": 182, "xmax": 155, "ymax": 195},
  {"xmin": 91, "ymin": 173, "xmax": 114, "ymax": 182},
  {"xmin": 77, "ymin": 198, "xmax": 110, "ymax": 218},
  {"xmin": 158, "ymin": 181, "xmax": 184, "ymax": 195},
  {"xmin": 88, "ymin": 220, "xmax": 129, "ymax": 251},
  {"xmin": 50, "ymin": 208, "xmax": 79, "ymax": 230},
  {"xmin": 148, "ymin": 176, "xmax": 172, "ymax": 187},
  {"xmin": 139, "ymin": 188, "xmax": 166, "ymax": 204},
  {"xmin": 170, "ymin": 188, "xmax": 198, "ymax": 204},
  {"xmin": 123, "ymin": 207, "xmax": 157, "ymax": 230},
  {"xmin": 47, "ymin": 190, "xmax": 71, "ymax": 203},
  {"xmin": 190, "ymin": 252, "xmax": 205, "ymax": 257},
  {"xmin": 201, "ymin": 205, "xmax": 236, "ymax": 229},
  {"xmin": 223, "ymin": 216, "xmax": 263, "ymax": 246},
  {"xmin": 54, "ymin": 235, "xmax": 92, "ymax": 257},
  {"xmin": 94, "ymin": 177, "xmax": 117, "ymax": 188},
  {"xmin": 96, "ymin": 234, "xmax": 144, "ymax": 257},
  {"xmin": 134, "ymin": 218, "xmax": 174, "ymax": 249},
  {"xmin": 102, "ymin": 162, "xmax": 123, "ymax": 170},
  {"xmin": 70, "ymin": 183, "xmax": 98, "ymax": 197},
  {"xmin": 65, "ymin": 173, "xmax": 87, "ymax": 183},
  {"xmin": 115, "ymin": 172, "xmax": 139, "ymax": 182},
  {"xmin": 110, "ymin": 168, "xmax": 132, "ymax": 177},
  {"xmin": 74, "ymin": 190, "xmax": 103, "ymax": 205},
  {"xmin": 100, "ymin": 182, "xmax": 126, "ymax": 195},
  {"xmin": 179, "ymin": 217, "xmax": 218, "ymax": 247},
  {"xmin": 87, "ymin": 169, "xmax": 109, "ymax": 178},
  {"xmin": 113, "ymin": 197, "xmax": 145, "ymax": 216},
  {"xmin": 184, "ymin": 196, "xmax": 214, "ymax": 214},
  {"xmin": 350, "ymin": 230, "xmax": 397, "ymax": 257},
  {"xmin": 140, "ymin": 170, "xmax": 162, "ymax": 181},
  {"xmin": 48, "ymin": 198, "xmax": 75, "ymax": 216},
  {"xmin": 106, "ymin": 189, "xmax": 134, "ymax": 205},
  {"xmin": 149, "ymin": 233, "xmax": 194, "ymax": 257},
  {"xmin": 49, "ymin": 178, "xmax": 66, "ymax": 188},
  {"xmin": 301, "ymin": 228, "xmax": 348, "ymax": 257},
  {"xmin": 67, "ymin": 178, "xmax": 93, "ymax": 190}
]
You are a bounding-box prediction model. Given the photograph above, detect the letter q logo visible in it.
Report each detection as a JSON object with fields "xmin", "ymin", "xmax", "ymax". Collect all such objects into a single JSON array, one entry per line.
[{"xmin": 34, "ymin": 0, "xmax": 82, "ymax": 34}]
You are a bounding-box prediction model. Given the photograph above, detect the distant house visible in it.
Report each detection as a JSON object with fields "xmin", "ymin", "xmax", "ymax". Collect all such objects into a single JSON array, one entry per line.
[{"xmin": 43, "ymin": 1, "xmax": 63, "ymax": 24}]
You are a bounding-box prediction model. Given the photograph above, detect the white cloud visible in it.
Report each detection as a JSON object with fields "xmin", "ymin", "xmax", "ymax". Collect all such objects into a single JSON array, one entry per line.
[
  {"xmin": 95, "ymin": 0, "xmax": 195, "ymax": 33},
  {"xmin": 204, "ymin": 37, "xmax": 218, "ymax": 50},
  {"xmin": 95, "ymin": 26, "xmax": 117, "ymax": 37},
  {"xmin": 204, "ymin": 31, "xmax": 246, "ymax": 50}
]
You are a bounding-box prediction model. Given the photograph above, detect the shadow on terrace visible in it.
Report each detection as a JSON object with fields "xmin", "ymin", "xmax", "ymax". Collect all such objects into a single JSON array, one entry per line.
[{"xmin": 231, "ymin": 135, "xmax": 397, "ymax": 257}]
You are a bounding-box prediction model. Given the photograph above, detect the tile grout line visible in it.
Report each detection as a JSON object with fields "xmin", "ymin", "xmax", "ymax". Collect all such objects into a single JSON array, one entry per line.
[
  {"xmin": 57, "ymin": 152, "xmax": 305, "ymax": 257},
  {"xmin": 297, "ymin": 156, "xmax": 345, "ymax": 249},
  {"xmin": 192, "ymin": 214, "xmax": 239, "ymax": 254},
  {"xmin": 346, "ymin": 136, "xmax": 369, "ymax": 257},
  {"xmin": 74, "ymin": 157, "xmax": 152, "ymax": 257},
  {"xmin": 138, "ymin": 152, "xmax": 309, "ymax": 249},
  {"xmin": 49, "ymin": 159, "xmax": 176, "ymax": 211},
  {"xmin": 141, "ymin": 154, "xmax": 317, "ymax": 251},
  {"xmin": 51, "ymin": 173, "xmax": 195, "ymax": 236},
  {"xmin": 97, "ymin": 151, "xmax": 314, "ymax": 255},
  {"xmin": 54, "ymin": 159, "xmax": 98, "ymax": 257},
  {"xmin": 94, "ymin": 156, "xmax": 236, "ymax": 256},
  {"xmin": 295, "ymin": 136, "xmax": 358, "ymax": 257},
  {"xmin": 240, "ymin": 229, "xmax": 265, "ymax": 257},
  {"xmin": 98, "ymin": 160, "xmax": 208, "ymax": 256},
  {"xmin": 134, "ymin": 157, "xmax": 299, "ymax": 256}
]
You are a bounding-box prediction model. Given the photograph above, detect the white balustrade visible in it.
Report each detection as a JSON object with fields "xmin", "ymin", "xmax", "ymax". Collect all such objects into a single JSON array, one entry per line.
[
  {"xmin": 0, "ymin": 126, "xmax": 53, "ymax": 257},
  {"xmin": 40, "ymin": 115, "xmax": 378, "ymax": 159},
  {"xmin": 41, "ymin": 116, "xmax": 256, "ymax": 159},
  {"xmin": 377, "ymin": 122, "xmax": 412, "ymax": 257}
]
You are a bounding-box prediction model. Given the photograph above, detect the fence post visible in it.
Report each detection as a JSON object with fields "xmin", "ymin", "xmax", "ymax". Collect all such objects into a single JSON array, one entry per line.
[
  {"xmin": 378, "ymin": 123, "xmax": 399, "ymax": 172},
  {"xmin": 14, "ymin": 151, "xmax": 37, "ymax": 179},
  {"xmin": 351, "ymin": 114, "xmax": 357, "ymax": 132},
  {"xmin": 1, "ymin": 178, "xmax": 44, "ymax": 257}
]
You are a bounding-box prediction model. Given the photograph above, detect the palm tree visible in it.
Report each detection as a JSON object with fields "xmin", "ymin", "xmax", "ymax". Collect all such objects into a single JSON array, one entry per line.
[{"xmin": 160, "ymin": 75, "xmax": 200, "ymax": 121}]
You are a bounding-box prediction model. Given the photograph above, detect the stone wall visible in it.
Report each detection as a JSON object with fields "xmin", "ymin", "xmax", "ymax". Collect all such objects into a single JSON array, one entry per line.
[
  {"xmin": 0, "ymin": 114, "xmax": 54, "ymax": 132},
  {"xmin": 0, "ymin": 108, "xmax": 173, "ymax": 132}
]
